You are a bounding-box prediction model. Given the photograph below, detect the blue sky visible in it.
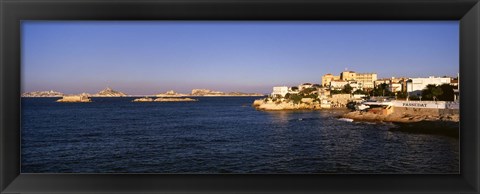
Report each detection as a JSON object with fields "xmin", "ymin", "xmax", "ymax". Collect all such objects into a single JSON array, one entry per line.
[{"xmin": 22, "ymin": 21, "xmax": 459, "ymax": 95}]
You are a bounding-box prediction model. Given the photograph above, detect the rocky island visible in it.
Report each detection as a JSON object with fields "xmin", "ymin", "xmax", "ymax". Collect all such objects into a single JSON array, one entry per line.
[
  {"xmin": 132, "ymin": 97, "xmax": 198, "ymax": 102},
  {"xmin": 132, "ymin": 97, "xmax": 154, "ymax": 102},
  {"xmin": 155, "ymin": 90, "xmax": 188, "ymax": 97},
  {"xmin": 190, "ymin": 89, "xmax": 264, "ymax": 97},
  {"xmin": 92, "ymin": 87, "xmax": 127, "ymax": 97},
  {"xmin": 154, "ymin": 97, "xmax": 197, "ymax": 102},
  {"xmin": 22, "ymin": 90, "xmax": 64, "ymax": 97},
  {"xmin": 56, "ymin": 94, "xmax": 92, "ymax": 103}
]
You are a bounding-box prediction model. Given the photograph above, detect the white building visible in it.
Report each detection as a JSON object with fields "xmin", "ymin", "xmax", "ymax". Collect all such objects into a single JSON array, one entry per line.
[
  {"xmin": 271, "ymin": 86, "xmax": 289, "ymax": 97},
  {"xmin": 406, "ymin": 76, "xmax": 451, "ymax": 95},
  {"xmin": 329, "ymin": 80, "xmax": 349, "ymax": 90},
  {"xmin": 388, "ymin": 83, "xmax": 402, "ymax": 92}
]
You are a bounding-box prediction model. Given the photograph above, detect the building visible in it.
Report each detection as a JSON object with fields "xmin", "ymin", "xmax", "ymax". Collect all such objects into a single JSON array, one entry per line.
[
  {"xmin": 298, "ymin": 83, "xmax": 313, "ymax": 91},
  {"xmin": 321, "ymin": 74, "xmax": 340, "ymax": 87},
  {"xmin": 329, "ymin": 80, "xmax": 349, "ymax": 90},
  {"xmin": 388, "ymin": 83, "xmax": 403, "ymax": 92},
  {"xmin": 355, "ymin": 73, "xmax": 377, "ymax": 88},
  {"xmin": 340, "ymin": 71, "xmax": 356, "ymax": 81},
  {"xmin": 374, "ymin": 78, "xmax": 391, "ymax": 87},
  {"xmin": 271, "ymin": 86, "xmax": 289, "ymax": 97},
  {"xmin": 340, "ymin": 71, "xmax": 377, "ymax": 89},
  {"xmin": 288, "ymin": 87, "xmax": 299, "ymax": 94},
  {"xmin": 406, "ymin": 76, "xmax": 451, "ymax": 95}
]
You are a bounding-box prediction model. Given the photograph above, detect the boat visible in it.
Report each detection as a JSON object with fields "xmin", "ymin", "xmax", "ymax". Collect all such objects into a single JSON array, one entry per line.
[
  {"xmin": 355, "ymin": 104, "xmax": 370, "ymax": 111},
  {"xmin": 338, "ymin": 118, "xmax": 354, "ymax": 122}
]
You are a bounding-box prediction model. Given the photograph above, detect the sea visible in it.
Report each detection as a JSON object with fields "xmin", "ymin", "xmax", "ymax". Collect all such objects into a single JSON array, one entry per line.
[{"xmin": 21, "ymin": 97, "xmax": 459, "ymax": 173}]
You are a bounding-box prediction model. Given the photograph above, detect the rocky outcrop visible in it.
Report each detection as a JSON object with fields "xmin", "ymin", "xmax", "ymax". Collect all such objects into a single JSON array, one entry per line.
[
  {"xmin": 132, "ymin": 97, "xmax": 154, "ymax": 102},
  {"xmin": 156, "ymin": 90, "xmax": 188, "ymax": 97},
  {"xmin": 253, "ymin": 98, "xmax": 325, "ymax": 110},
  {"xmin": 22, "ymin": 90, "xmax": 64, "ymax": 97},
  {"xmin": 154, "ymin": 97, "xmax": 197, "ymax": 102},
  {"xmin": 191, "ymin": 89, "xmax": 263, "ymax": 96},
  {"xmin": 56, "ymin": 94, "xmax": 92, "ymax": 102},
  {"xmin": 94, "ymin": 87, "xmax": 126, "ymax": 97},
  {"xmin": 191, "ymin": 89, "xmax": 224, "ymax": 96},
  {"xmin": 342, "ymin": 108, "xmax": 459, "ymax": 123}
]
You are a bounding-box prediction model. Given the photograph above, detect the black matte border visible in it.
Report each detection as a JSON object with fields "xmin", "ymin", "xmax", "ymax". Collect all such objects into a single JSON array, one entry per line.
[{"xmin": 1, "ymin": 0, "xmax": 479, "ymax": 193}]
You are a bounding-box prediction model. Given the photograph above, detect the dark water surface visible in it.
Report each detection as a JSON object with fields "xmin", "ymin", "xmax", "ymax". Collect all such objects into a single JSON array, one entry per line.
[{"xmin": 21, "ymin": 97, "xmax": 459, "ymax": 173}]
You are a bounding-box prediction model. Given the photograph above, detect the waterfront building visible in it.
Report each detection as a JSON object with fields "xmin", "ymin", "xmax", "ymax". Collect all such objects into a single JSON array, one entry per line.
[
  {"xmin": 321, "ymin": 74, "xmax": 340, "ymax": 87},
  {"xmin": 329, "ymin": 80, "xmax": 349, "ymax": 90},
  {"xmin": 347, "ymin": 81, "xmax": 363, "ymax": 91},
  {"xmin": 406, "ymin": 76, "xmax": 451, "ymax": 95},
  {"xmin": 388, "ymin": 83, "xmax": 403, "ymax": 92},
  {"xmin": 374, "ymin": 78, "xmax": 391, "ymax": 87},
  {"xmin": 323, "ymin": 70, "xmax": 377, "ymax": 90},
  {"xmin": 450, "ymin": 78, "xmax": 459, "ymax": 87},
  {"xmin": 340, "ymin": 71, "xmax": 377, "ymax": 89},
  {"xmin": 317, "ymin": 88, "xmax": 330, "ymax": 97},
  {"xmin": 356, "ymin": 73, "xmax": 377, "ymax": 89},
  {"xmin": 271, "ymin": 86, "xmax": 289, "ymax": 97}
]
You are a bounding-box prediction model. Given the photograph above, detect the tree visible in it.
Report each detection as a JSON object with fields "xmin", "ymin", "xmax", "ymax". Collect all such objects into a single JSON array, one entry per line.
[
  {"xmin": 438, "ymin": 84, "xmax": 455, "ymax": 101},
  {"xmin": 396, "ymin": 91, "xmax": 408, "ymax": 99},
  {"xmin": 421, "ymin": 84, "xmax": 444, "ymax": 100},
  {"xmin": 330, "ymin": 90, "xmax": 342, "ymax": 95},
  {"xmin": 341, "ymin": 84, "xmax": 353, "ymax": 94},
  {"xmin": 353, "ymin": 89, "xmax": 368, "ymax": 95},
  {"xmin": 370, "ymin": 83, "xmax": 393, "ymax": 96},
  {"xmin": 300, "ymin": 87, "xmax": 317, "ymax": 96},
  {"xmin": 288, "ymin": 94, "xmax": 303, "ymax": 104}
]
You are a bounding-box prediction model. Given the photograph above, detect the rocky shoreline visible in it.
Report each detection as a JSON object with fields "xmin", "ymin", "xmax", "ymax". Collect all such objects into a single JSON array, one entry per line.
[
  {"xmin": 342, "ymin": 110, "xmax": 459, "ymax": 138},
  {"xmin": 342, "ymin": 110, "xmax": 459, "ymax": 123}
]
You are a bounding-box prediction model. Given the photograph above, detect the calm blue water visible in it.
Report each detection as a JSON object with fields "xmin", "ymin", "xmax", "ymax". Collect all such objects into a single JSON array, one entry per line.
[{"xmin": 21, "ymin": 97, "xmax": 459, "ymax": 173}]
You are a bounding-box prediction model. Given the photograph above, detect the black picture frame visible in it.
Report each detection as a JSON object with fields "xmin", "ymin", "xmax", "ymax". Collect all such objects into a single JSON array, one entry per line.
[{"xmin": 1, "ymin": 0, "xmax": 479, "ymax": 193}]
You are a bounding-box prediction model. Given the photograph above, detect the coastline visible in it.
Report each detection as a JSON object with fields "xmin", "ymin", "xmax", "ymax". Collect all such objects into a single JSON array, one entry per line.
[{"xmin": 341, "ymin": 109, "xmax": 459, "ymax": 138}]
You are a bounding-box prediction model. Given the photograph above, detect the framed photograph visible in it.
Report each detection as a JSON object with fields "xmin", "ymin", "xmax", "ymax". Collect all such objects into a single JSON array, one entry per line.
[{"xmin": 1, "ymin": 0, "xmax": 479, "ymax": 193}]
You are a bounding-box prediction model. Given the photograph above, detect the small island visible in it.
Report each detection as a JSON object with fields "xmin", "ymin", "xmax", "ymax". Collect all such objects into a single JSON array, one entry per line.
[
  {"xmin": 56, "ymin": 94, "xmax": 92, "ymax": 103},
  {"xmin": 132, "ymin": 97, "xmax": 154, "ymax": 102},
  {"xmin": 190, "ymin": 89, "xmax": 264, "ymax": 97},
  {"xmin": 154, "ymin": 97, "xmax": 197, "ymax": 102},
  {"xmin": 132, "ymin": 97, "xmax": 198, "ymax": 102},
  {"xmin": 92, "ymin": 87, "xmax": 127, "ymax": 97}
]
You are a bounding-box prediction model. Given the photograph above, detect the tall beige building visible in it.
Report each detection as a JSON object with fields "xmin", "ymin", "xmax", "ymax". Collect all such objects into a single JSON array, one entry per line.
[
  {"xmin": 355, "ymin": 73, "xmax": 377, "ymax": 88},
  {"xmin": 321, "ymin": 74, "xmax": 340, "ymax": 87},
  {"xmin": 340, "ymin": 71, "xmax": 356, "ymax": 81},
  {"xmin": 323, "ymin": 70, "xmax": 377, "ymax": 89}
]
